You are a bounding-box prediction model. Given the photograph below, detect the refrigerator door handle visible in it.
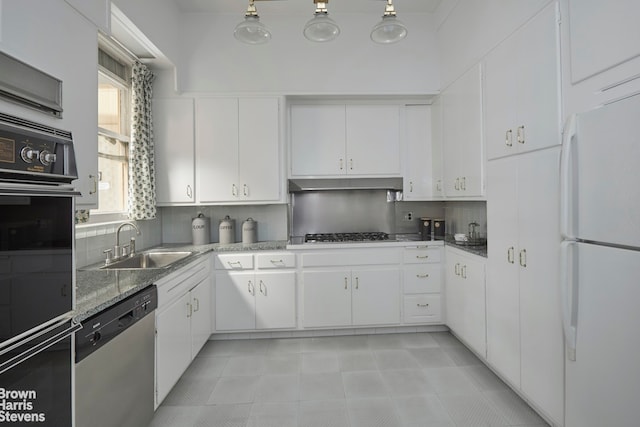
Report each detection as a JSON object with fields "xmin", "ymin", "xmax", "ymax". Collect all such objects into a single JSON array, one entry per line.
[
  {"xmin": 561, "ymin": 240, "xmax": 578, "ymax": 361},
  {"xmin": 560, "ymin": 114, "xmax": 577, "ymax": 240}
]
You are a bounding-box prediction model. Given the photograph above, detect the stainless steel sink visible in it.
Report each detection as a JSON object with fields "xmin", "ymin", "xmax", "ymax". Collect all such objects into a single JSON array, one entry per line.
[{"xmin": 100, "ymin": 251, "xmax": 194, "ymax": 270}]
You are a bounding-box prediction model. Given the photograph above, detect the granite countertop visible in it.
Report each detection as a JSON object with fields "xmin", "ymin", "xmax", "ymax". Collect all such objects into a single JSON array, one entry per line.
[
  {"xmin": 444, "ymin": 235, "xmax": 488, "ymax": 258},
  {"xmin": 74, "ymin": 240, "xmax": 288, "ymax": 322}
]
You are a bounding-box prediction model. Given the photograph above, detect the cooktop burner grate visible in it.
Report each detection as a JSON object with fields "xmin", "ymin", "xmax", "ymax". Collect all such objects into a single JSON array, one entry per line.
[{"xmin": 304, "ymin": 232, "xmax": 390, "ymax": 243}]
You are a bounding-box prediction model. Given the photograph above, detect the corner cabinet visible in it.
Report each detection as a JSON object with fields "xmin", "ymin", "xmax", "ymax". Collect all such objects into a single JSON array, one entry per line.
[
  {"xmin": 445, "ymin": 246, "xmax": 486, "ymax": 358},
  {"xmin": 154, "ymin": 98, "xmax": 196, "ymax": 205},
  {"xmin": 155, "ymin": 255, "xmax": 212, "ymax": 407},
  {"xmin": 290, "ymin": 104, "xmax": 401, "ymax": 177},
  {"xmin": 403, "ymin": 105, "xmax": 437, "ymax": 201},
  {"xmin": 484, "ymin": 3, "xmax": 560, "ymax": 161},
  {"xmin": 196, "ymin": 97, "xmax": 283, "ymax": 203},
  {"xmin": 441, "ymin": 63, "xmax": 485, "ymax": 198}
]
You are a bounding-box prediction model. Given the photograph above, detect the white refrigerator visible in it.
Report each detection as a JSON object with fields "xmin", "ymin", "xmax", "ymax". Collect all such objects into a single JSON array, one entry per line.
[{"xmin": 561, "ymin": 92, "xmax": 640, "ymax": 427}]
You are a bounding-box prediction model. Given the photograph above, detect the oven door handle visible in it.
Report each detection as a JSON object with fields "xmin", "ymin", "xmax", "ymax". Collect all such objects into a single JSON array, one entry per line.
[
  {"xmin": 0, "ymin": 319, "xmax": 81, "ymax": 375},
  {"xmin": 0, "ymin": 185, "xmax": 80, "ymax": 197}
]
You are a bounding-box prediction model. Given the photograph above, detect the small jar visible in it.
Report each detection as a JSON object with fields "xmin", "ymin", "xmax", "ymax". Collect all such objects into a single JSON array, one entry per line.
[
  {"xmin": 219, "ymin": 215, "xmax": 235, "ymax": 244},
  {"xmin": 420, "ymin": 218, "xmax": 432, "ymax": 241},
  {"xmin": 242, "ymin": 218, "xmax": 257, "ymax": 244},
  {"xmin": 433, "ymin": 218, "xmax": 445, "ymax": 240}
]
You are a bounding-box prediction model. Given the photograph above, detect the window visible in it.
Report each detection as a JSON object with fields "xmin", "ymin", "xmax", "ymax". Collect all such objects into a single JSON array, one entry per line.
[{"xmin": 92, "ymin": 45, "xmax": 133, "ymax": 217}]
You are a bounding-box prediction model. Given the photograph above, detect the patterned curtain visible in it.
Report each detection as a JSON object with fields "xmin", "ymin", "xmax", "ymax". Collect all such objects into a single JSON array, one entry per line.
[{"xmin": 128, "ymin": 62, "xmax": 156, "ymax": 220}]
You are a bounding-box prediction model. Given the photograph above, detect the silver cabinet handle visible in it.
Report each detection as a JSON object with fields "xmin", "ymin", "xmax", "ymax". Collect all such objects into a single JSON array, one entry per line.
[
  {"xmin": 454, "ymin": 262, "xmax": 460, "ymax": 276},
  {"xmin": 339, "ymin": 158, "xmax": 344, "ymax": 170},
  {"xmin": 344, "ymin": 277, "xmax": 348, "ymax": 290},
  {"xmin": 416, "ymin": 273, "xmax": 430, "ymax": 278},
  {"xmin": 187, "ymin": 184, "xmax": 193, "ymax": 199},
  {"xmin": 461, "ymin": 265, "xmax": 467, "ymax": 279},
  {"xmin": 259, "ymin": 280, "xmax": 266, "ymax": 296},
  {"xmin": 454, "ymin": 177, "xmax": 460, "ymax": 190},
  {"xmin": 416, "ymin": 303, "xmax": 430, "ymax": 308},
  {"xmin": 228, "ymin": 261, "xmax": 243, "ymax": 269},
  {"xmin": 507, "ymin": 247, "xmax": 515, "ymax": 264},
  {"xmin": 89, "ymin": 174, "xmax": 98, "ymax": 195},
  {"xmin": 243, "ymin": 184, "xmax": 248, "ymax": 196},
  {"xmin": 232, "ymin": 184, "xmax": 238, "ymax": 196},
  {"xmin": 193, "ymin": 297, "xmax": 200, "ymax": 312},
  {"xmin": 436, "ymin": 180, "xmax": 442, "ymax": 192},
  {"xmin": 461, "ymin": 177, "xmax": 466, "ymax": 191},
  {"xmin": 355, "ymin": 276, "xmax": 359, "ymax": 290},
  {"xmin": 517, "ymin": 125, "xmax": 525, "ymax": 144},
  {"xmin": 520, "ymin": 249, "xmax": 527, "ymax": 267},
  {"xmin": 409, "ymin": 181, "xmax": 414, "ymax": 192},
  {"xmin": 505, "ymin": 129, "xmax": 513, "ymax": 147},
  {"xmin": 270, "ymin": 259, "xmax": 285, "ymax": 266},
  {"xmin": 248, "ymin": 280, "xmax": 255, "ymax": 295},
  {"xmin": 349, "ymin": 159, "xmax": 353, "ymax": 170},
  {"xmin": 187, "ymin": 302, "xmax": 192, "ymax": 318}
]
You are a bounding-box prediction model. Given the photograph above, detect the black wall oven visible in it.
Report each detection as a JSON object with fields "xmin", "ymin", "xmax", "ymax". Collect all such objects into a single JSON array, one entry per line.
[{"xmin": 0, "ymin": 113, "xmax": 79, "ymax": 426}]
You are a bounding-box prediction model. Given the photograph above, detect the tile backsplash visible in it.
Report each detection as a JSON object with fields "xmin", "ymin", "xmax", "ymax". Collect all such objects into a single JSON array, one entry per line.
[{"xmin": 444, "ymin": 201, "xmax": 487, "ymax": 237}]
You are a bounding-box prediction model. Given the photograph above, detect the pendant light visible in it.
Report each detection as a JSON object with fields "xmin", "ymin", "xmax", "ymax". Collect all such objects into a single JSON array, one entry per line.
[
  {"xmin": 234, "ymin": 0, "xmax": 271, "ymax": 45},
  {"xmin": 303, "ymin": 0, "xmax": 340, "ymax": 43},
  {"xmin": 370, "ymin": 0, "xmax": 408, "ymax": 44}
]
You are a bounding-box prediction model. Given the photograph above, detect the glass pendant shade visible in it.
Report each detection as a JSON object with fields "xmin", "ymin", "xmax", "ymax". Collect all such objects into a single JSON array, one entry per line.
[
  {"xmin": 304, "ymin": 13, "xmax": 340, "ymax": 42},
  {"xmin": 370, "ymin": 15, "xmax": 408, "ymax": 44},
  {"xmin": 234, "ymin": 15, "xmax": 271, "ymax": 44}
]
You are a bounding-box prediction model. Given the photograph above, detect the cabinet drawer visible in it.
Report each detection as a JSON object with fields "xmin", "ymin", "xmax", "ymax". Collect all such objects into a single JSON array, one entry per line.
[
  {"xmin": 404, "ymin": 295, "xmax": 441, "ymax": 323},
  {"xmin": 215, "ymin": 253, "xmax": 254, "ymax": 270},
  {"xmin": 157, "ymin": 256, "xmax": 210, "ymax": 308},
  {"xmin": 404, "ymin": 264, "xmax": 441, "ymax": 294},
  {"xmin": 302, "ymin": 248, "xmax": 402, "ymax": 267},
  {"xmin": 403, "ymin": 246, "xmax": 441, "ymax": 264},
  {"xmin": 255, "ymin": 252, "xmax": 295, "ymax": 269}
]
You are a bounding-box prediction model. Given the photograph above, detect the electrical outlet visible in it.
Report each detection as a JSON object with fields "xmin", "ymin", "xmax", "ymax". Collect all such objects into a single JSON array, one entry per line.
[{"xmin": 403, "ymin": 211, "xmax": 413, "ymax": 221}]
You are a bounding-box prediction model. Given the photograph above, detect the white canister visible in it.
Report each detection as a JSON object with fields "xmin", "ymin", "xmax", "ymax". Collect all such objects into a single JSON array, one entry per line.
[
  {"xmin": 219, "ymin": 215, "xmax": 235, "ymax": 244},
  {"xmin": 191, "ymin": 213, "xmax": 210, "ymax": 245},
  {"xmin": 242, "ymin": 218, "xmax": 257, "ymax": 244}
]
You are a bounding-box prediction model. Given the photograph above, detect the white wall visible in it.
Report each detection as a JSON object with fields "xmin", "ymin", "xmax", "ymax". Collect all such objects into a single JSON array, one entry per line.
[
  {"xmin": 178, "ymin": 12, "xmax": 439, "ymax": 95},
  {"xmin": 437, "ymin": 0, "xmax": 552, "ymax": 87}
]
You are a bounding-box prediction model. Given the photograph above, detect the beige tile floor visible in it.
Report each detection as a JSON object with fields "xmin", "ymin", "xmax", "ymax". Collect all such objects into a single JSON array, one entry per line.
[{"xmin": 149, "ymin": 332, "xmax": 550, "ymax": 427}]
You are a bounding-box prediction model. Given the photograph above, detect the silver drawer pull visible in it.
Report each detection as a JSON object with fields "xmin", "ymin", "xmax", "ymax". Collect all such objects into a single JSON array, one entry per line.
[
  {"xmin": 228, "ymin": 261, "xmax": 243, "ymax": 268},
  {"xmin": 416, "ymin": 303, "xmax": 430, "ymax": 308},
  {"xmin": 416, "ymin": 255, "xmax": 429, "ymax": 259},
  {"xmin": 270, "ymin": 259, "xmax": 285, "ymax": 265},
  {"xmin": 416, "ymin": 274, "xmax": 430, "ymax": 278}
]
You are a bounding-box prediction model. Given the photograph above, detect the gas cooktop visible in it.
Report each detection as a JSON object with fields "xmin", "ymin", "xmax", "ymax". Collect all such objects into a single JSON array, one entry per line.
[{"xmin": 304, "ymin": 232, "xmax": 390, "ymax": 243}]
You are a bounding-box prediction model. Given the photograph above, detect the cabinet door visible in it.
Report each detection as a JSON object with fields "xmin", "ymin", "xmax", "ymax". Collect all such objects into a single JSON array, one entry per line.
[
  {"xmin": 430, "ymin": 96, "xmax": 445, "ymax": 198},
  {"xmin": 404, "ymin": 105, "xmax": 433, "ymax": 200},
  {"xmin": 215, "ymin": 271, "xmax": 255, "ymax": 331},
  {"xmin": 154, "ymin": 98, "xmax": 195, "ymax": 204},
  {"xmin": 346, "ymin": 105, "xmax": 401, "ymax": 176},
  {"xmin": 442, "ymin": 64, "xmax": 484, "ymax": 197},
  {"xmin": 190, "ymin": 278, "xmax": 212, "ymax": 357},
  {"xmin": 255, "ymin": 271, "xmax": 296, "ymax": 329},
  {"xmin": 518, "ymin": 148, "xmax": 563, "ymax": 423},
  {"xmin": 445, "ymin": 250, "xmax": 464, "ymax": 335},
  {"xmin": 196, "ymin": 98, "xmax": 239, "ymax": 203},
  {"xmin": 352, "ymin": 268, "xmax": 401, "ymax": 326},
  {"xmin": 290, "ymin": 105, "xmax": 346, "ymax": 176},
  {"xmin": 302, "ymin": 270, "xmax": 351, "ymax": 328},
  {"xmin": 485, "ymin": 31, "xmax": 518, "ymax": 160},
  {"xmin": 460, "ymin": 254, "xmax": 486, "ymax": 358},
  {"xmin": 156, "ymin": 293, "xmax": 192, "ymax": 405},
  {"xmin": 514, "ymin": 4, "xmax": 560, "ymax": 155},
  {"xmin": 238, "ymin": 98, "xmax": 281, "ymax": 201},
  {"xmin": 568, "ymin": 0, "xmax": 640, "ymax": 85},
  {"xmin": 486, "ymin": 157, "xmax": 521, "ymax": 386}
]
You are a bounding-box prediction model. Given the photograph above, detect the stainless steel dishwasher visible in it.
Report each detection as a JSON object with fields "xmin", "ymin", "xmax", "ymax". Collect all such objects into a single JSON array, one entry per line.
[{"xmin": 75, "ymin": 285, "xmax": 157, "ymax": 427}]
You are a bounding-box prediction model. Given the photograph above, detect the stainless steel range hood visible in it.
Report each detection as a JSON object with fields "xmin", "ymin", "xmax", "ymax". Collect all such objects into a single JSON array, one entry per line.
[{"xmin": 288, "ymin": 177, "xmax": 403, "ymax": 192}]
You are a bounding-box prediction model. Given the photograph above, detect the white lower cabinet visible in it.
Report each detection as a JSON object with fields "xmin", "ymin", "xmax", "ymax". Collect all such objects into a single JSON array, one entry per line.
[
  {"xmin": 402, "ymin": 245, "xmax": 443, "ymax": 324},
  {"xmin": 155, "ymin": 255, "xmax": 212, "ymax": 407},
  {"xmin": 214, "ymin": 252, "xmax": 297, "ymax": 331},
  {"xmin": 445, "ymin": 246, "xmax": 486, "ymax": 357},
  {"xmin": 302, "ymin": 267, "xmax": 400, "ymax": 328}
]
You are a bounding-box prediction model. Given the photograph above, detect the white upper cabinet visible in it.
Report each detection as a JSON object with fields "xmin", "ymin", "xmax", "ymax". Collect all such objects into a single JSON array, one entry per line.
[
  {"xmin": 562, "ymin": 0, "xmax": 640, "ymax": 113},
  {"xmin": 154, "ymin": 98, "xmax": 195, "ymax": 205},
  {"xmin": 442, "ymin": 63, "xmax": 484, "ymax": 198},
  {"xmin": 290, "ymin": 104, "xmax": 401, "ymax": 177},
  {"xmin": 403, "ymin": 105, "xmax": 435, "ymax": 201},
  {"xmin": 196, "ymin": 97, "xmax": 282, "ymax": 204},
  {"xmin": 484, "ymin": 3, "xmax": 560, "ymax": 160},
  {"xmin": 430, "ymin": 96, "xmax": 445, "ymax": 198}
]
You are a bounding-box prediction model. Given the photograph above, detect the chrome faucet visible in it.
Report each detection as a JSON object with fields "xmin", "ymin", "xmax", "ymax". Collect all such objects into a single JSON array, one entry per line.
[{"xmin": 104, "ymin": 222, "xmax": 141, "ymax": 265}]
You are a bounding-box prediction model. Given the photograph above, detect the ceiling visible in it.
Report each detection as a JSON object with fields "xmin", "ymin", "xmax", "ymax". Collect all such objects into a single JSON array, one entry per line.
[{"xmin": 171, "ymin": 0, "xmax": 443, "ymax": 14}]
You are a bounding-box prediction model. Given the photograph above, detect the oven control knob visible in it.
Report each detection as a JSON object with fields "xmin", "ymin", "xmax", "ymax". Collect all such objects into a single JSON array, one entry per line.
[
  {"xmin": 20, "ymin": 147, "xmax": 40, "ymax": 163},
  {"xmin": 92, "ymin": 331, "xmax": 101, "ymax": 343},
  {"xmin": 39, "ymin": 150, "xmax": 57, "ymax": 166}
]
